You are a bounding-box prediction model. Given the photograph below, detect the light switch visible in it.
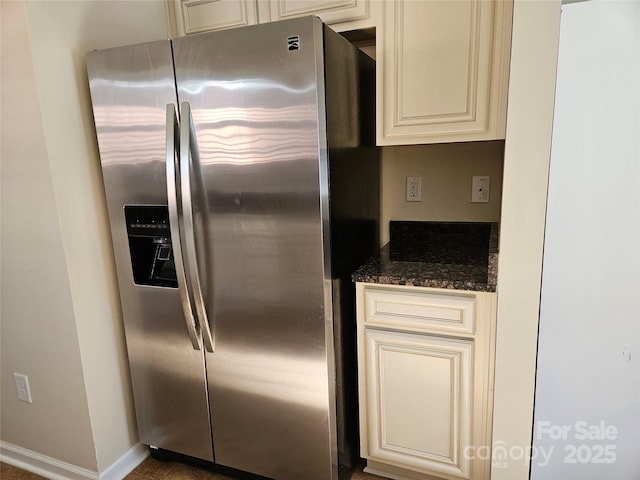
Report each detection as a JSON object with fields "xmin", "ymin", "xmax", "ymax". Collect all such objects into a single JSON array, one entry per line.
[{"xmin": 472, "ymin": 176, "xmax": 490, "ymax": 203}]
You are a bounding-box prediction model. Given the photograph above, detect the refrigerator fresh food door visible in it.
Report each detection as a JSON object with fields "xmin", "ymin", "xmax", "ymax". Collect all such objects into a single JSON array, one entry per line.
[
  {"xmin": 87, "ymin": 41, "xmax": 214, "ymax": 462},
  {"xmin": 172, "ymin": 17, "xmax": 335, "ymax": 479}
]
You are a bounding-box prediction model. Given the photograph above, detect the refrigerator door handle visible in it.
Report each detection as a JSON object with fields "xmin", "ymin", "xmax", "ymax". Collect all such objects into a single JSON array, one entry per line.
[
  {"xmin": 179, "ymin": 102, "xmax": 215, "ymax": 353},
  {"xmin": 166, "ymin": 103, "xmax": 201, "ymax": 351}
]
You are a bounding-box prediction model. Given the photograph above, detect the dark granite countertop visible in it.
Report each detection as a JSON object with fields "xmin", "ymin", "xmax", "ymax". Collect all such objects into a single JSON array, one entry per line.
[{"xmin": 352, "ymin": 221, "xmax": 499, "ymax": 292}]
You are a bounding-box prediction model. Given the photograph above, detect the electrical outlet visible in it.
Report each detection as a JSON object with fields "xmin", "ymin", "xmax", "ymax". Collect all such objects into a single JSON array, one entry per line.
[
  {"xmin": 14, "ymin": 373, "xmax": 32, "ymax": 403},
  {"xmin": 406, "ymin": 176, "xmax": 422, "ymax": 202},
  {"xmin": 471, "ymin": 175, "xmax": 490, "ymax": 203}
]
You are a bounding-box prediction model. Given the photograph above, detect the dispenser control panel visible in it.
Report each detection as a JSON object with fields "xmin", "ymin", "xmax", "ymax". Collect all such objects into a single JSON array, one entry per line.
[{"xmin": 124, "ymin": 205, "xmax": 177, "ymax": 288}]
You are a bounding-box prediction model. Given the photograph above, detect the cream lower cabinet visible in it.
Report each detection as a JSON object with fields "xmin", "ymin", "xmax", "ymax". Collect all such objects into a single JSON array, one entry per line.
[
  {"xmin": 377, "ymin": 0, "xmax": 513, "ymax": 145},
  {"xmin": 356, "ymin": 283, "xmax": 497, "ymax": 480}
]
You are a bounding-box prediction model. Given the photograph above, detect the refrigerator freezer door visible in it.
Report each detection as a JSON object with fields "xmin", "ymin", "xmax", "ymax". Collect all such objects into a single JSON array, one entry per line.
[
  {"xmin": 87, "ymin": 41, "xmax": 214, "ymax": 462},
  {"xmin": 173, "ymin": 17, "xmax": 334, "ymax": 479}
]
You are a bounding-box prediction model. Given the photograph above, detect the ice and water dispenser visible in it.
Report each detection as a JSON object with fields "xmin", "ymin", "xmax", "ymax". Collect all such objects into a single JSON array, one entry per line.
[{"xmin": 124, "ymin": 205, "xmax": 177, "ymax": 288}]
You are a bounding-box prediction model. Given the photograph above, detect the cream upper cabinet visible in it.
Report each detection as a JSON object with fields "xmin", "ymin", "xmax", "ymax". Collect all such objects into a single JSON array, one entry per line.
[
  {"xmin": 356, "ymin": 283, "xmax": 497, "ymax": 480},
  {"xmin": 167, "ymin": 0, "xmax": 512, "ymax": 145},
  {"xmin": 377, "ymin": 0, "xmax": 513, "ymax": 145},
  {"xmin": 171, "ymin": 0, "xmax": 259, "ymax": 35},
  {"xmin": 257, "ymin": 0, "xmax": 376, "ymax": 31},
  {"xmin": 168, "ymin": 0, "xmax": 377, "ymax": 36}
]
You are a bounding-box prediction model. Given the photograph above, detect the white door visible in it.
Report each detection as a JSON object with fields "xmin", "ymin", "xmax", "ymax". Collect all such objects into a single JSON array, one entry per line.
[{"xmin": 532, "ymin": 2, "xmax": 640, "ymax": 478}]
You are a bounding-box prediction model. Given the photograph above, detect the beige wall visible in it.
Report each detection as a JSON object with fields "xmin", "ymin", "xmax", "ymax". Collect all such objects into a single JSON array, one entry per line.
[
  {"xmin": 0, "ymin": 1, "xmax": 97, "ymax": 469},
  {"xmin": 23, "ymin": 1, "xmax": 169, "ymax": 471},
  {"xmin": 1, "ymin": 0, "xmax": 169, "ymax": 474},
  {"xmin": 380, "ymin": 141, "xmax": 504, "ymax": 244}
]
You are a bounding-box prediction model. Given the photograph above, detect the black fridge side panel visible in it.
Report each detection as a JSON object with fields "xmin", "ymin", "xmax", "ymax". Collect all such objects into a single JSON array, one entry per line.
[{"xmin": 323, "ymin": 25, "xmax": 380, "ymax": 480}]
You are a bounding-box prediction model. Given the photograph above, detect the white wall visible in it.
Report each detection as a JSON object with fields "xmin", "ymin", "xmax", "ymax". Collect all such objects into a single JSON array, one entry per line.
[
  {"xmin": 1, "ymin": 0, "xmax": 169, "ymax": 475},
  {"xmin": 531, "ymin": 1, "xmax": 640, "ymax": 478}
]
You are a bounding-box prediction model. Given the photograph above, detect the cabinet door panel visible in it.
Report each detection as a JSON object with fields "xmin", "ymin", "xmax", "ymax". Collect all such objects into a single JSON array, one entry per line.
[
  {"xmin": 264, "ymin": 0, "xmax": 370, "ymax": 24},
  {"xmin": 398, "ymin": 1, "xmax": 475, "ymax": 121},
  {"xmin": 378, "ymin": 0, "xmax": 512, "ymax": 145},
  {"xmin": 364, "ymin": 329, "xmax": 473, "ymax": 479},
  {"xmin": 175, "ymin": 0, "xmax": 258, "ymax": 35}
]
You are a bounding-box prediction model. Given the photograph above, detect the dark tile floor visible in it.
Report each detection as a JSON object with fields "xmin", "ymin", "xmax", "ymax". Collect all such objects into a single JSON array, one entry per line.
[{"xmin": 1, "ymin": 458, "xmax": 389, "ymax": 479}]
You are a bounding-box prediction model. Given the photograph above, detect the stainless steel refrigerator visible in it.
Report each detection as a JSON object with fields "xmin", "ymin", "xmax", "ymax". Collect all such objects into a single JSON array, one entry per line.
[{"xmin": 86, "ymin": 16, "xmax": 379, "ymax": 480}]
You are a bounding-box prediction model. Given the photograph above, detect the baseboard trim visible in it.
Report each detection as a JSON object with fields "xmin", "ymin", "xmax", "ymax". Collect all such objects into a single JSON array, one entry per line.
[
  {"xmin": 99, "ymin": 443, "xmax": 148, "ymax": 480},
  {"xmin": 0, "ymin": 441, "xmax": 148, "ymax": 480},
  {"xmin": 0, "ymin": 441, "xmax": 99, "ymax": 479},
  {"xmin": 98, "ymin": 442, "xmax": 149, "ymax": 480}
]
